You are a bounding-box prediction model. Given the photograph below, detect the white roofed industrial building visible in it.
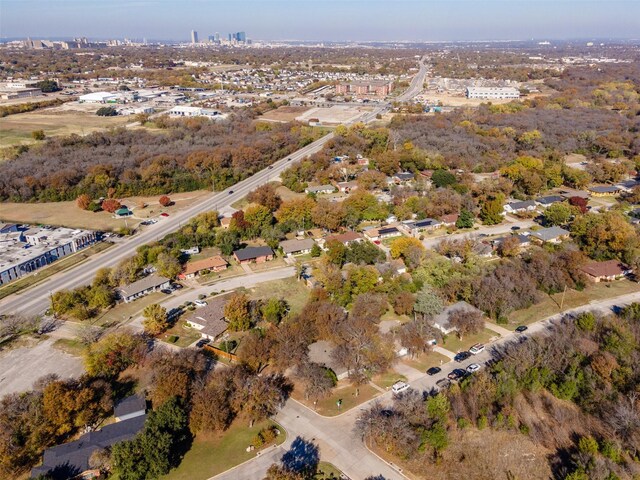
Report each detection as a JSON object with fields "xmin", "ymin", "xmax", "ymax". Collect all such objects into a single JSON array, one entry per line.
[{"xmin": 466, "ymin": 87, "xmax": 520, "ymax": 99}]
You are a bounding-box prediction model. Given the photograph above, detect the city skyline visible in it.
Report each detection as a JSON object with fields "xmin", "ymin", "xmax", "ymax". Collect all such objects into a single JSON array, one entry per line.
[{"xmin": 2, "ymin": 0, "xmax": 639, "ymax": 42}]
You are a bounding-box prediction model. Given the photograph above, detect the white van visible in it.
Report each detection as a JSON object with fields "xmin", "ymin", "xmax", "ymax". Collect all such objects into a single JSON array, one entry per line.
[{"xmin": 391, "ymin": 381, "xmax": 410, "ymax": 395}]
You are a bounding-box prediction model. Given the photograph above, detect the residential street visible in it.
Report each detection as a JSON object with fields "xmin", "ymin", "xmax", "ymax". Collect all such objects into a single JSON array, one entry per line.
[{"xmin": 210, "ymin": 290, "xmax": 640, "ymax": 480}]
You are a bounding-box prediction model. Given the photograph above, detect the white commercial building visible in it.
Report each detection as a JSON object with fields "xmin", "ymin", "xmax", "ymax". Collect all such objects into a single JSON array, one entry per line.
[
  {"xmin": 79, "ymin": 91, "xmax": 118, "ymax": 103},
  {"xmin": 167, "ymin": 105, "xmax": 227, "ymax": 120},
  {"xmin": 466, "ymin": 87, "xmax": 520, "ymax": 99}
]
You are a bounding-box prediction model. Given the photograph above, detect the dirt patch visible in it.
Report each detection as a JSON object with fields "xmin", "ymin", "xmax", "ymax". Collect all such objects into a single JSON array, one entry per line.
[{"xmin": 260, "ymin": 106, "xmax": 312, "ymax": 123}]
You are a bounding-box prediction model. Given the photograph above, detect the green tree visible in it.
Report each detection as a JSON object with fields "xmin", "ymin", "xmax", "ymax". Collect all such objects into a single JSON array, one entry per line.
[
  {"xmin": 479, "ymin": 196, "xmax": 504, "ymax": 225},
  {"xmin": 96, "ymin": 106, "xmax": 118, "ymax": 117},
  {"xmin": 413, "ymin": 285, "xmax": 444, "ymax": 319},
  {"xmin": 36, "ymin": 80, "xmax": 61, "ymax": 92},
  {"xmin": 84, "ymin": 330, "xmax": 145, "ymax": 378},
  {"xmin": 31, "ymin": 130, "xmax": 45, "ymax": 141},
  {"xmin": 143, "ymin": 304, "xmax": 169, "ymax": 335},
  {"xmin": 261, "ymin": 298, "xmax": 288, "ymax": 325},
  {"xmin": 455, "ymin": 209, "xmax": 474, "ymax": 229},
  {"xmin": 310, "ymin": 243, "xmax": 322, "ymax": 257},
  {"xmin": 431, "ymin": 169, "xmax": 457, "ymax": 188},
  {"xmin": 155, "ymin": 253, "xmax": 182, "ymax": 279},
  {"xmin": 244, "ymin": 204, "xmax": 273, "ymax": 238},
  {"xmin": 215, "ymin": 230, "xmax": 240, "ymax": 256},
  {"xmin": 543, "ymin": 202, "xmax": 573, "ymax": 226}
]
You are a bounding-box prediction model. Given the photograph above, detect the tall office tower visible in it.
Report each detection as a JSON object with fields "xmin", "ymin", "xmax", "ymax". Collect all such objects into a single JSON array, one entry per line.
[
  {"xmin": 214, "ymin": 32, "xmax": 220, "ymax": 42},
  {"xmin": 208, "ymin": 35, "xmax": 215, "ymax": 43},
  {"xmin": 237, "ymin": 31, "xmax": 246, "ymax": 42},
  {"xmin": 191, "ymin": 30, "xmax": 199, "ymax": 44},
  {"xmin": 228, "ymin": 33, "xmax": 232, "ymax": 41}
]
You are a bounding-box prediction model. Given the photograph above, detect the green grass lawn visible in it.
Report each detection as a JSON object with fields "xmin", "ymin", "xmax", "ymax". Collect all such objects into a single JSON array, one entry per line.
[
  {"xmin": 0, "ymin": 241, "xmax": 113, "ymax": 301},
  {"xmin": 247, "ymin": 256, "xmax": 288, "ymax": 272},
  {"xmin": 402, "ymin": 350, "xmax": 451, "ymax": 372},
  {"xmin": 198, "ymin": 264, "xmax": 244, "ymax": 285},
  {"xmin": 441, "ymin": 328, "xmax": 496, "ymax": 353},
  {"xmin": 293, "ymin": 381, "xmax": 380, "ymax": 417},
  {"xmin": 161, "ymin": 420, "xmax": 285, "ymax": 480},
  {"xmin": 371, "ymin": 371, "xmax": 408, "ymax": 389},
  {"xmin": 158, "ymin": 319, "xmax": 203, "ymax": 348},
  {"xmin": 247, "ymin": 278, "xmax": 310, "ymax": 316},
  {"xmin": 316, "ymin": 462, "xmax": 344, "ymax": 479},
  {"xmin": 94, "ymin": 292, "xmax": 167, "ymax": 327},
  {"xmin": 508, "ymin": 280, "xmax": 640, "ymax": 327},
  {"xmin": 52, "ymin": 338, "xmax": 86, "ymax": 357}
]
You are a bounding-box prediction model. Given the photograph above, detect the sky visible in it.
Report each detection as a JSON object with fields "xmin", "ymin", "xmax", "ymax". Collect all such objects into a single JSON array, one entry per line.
[{"xmin": 1, "ymin": 0, "xmax": 639, "ymax": 42}]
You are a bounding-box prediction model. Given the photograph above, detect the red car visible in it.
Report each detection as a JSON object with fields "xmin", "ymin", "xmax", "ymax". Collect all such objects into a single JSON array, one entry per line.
[{"xmin": 160, "ymin": 213, "xmax": 169, "ymax": 217}]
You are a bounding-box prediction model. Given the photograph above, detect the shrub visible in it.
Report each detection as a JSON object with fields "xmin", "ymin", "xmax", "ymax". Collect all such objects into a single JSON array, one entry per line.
[
  {"xmin": 96, "ymin": 106, "xmax": 118, "ymax": 117},
  {"xmin": 159, "ymin": 195, "xmax": 171, "ymax": 207},
  {"xmin": 31, "ymin": 130, "xmax": 45, "ymax": 141},
  {"xmin": 76, "ymin": 194, "xmax": 91, "ymax": 210},
  {"xmin": 101, "ymin": 198, "xmax": 121, "ymax": 213}
]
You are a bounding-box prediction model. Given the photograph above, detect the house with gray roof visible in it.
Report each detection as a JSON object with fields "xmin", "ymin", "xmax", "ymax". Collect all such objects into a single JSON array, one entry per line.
[
  {"xmin": 305, "ymin": 184, "xmax": 336, "ymax": 195},
  {"xmin": 529, "ymin": 226, "xmax": 570, "ymax": 244},
  {"xmin": 116, "ymin": 274, "xmax": 171, "ymax": 303},
  {"xmin": 504, "ymin": 200, "xmax": 536, "ymax": 214},
  {"xmin": 186, "ymin": 293, "xmax": 232, "ymax": 341},
  {"xmin": 280, "ymin": 238, "xmax": 316, "ymax": 256},
  {"xmin": 535, "ymin": 195, "xmax": 564, "ymax": 207},
  {"xmin": 432, "ymin": 301, "xmax": 484, "ymax": 335}
]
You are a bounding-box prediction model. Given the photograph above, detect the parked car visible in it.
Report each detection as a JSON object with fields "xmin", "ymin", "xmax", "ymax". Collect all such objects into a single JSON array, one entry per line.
[
  {"xmin": 194, "ymin": 299, "xmax": 208, "ymax": 307},
  {"xmin": 228, "ymin": 190, "xmax": 234, "ymax": 195},
  {"xmin": 435, "ymin": 378, "xmax": 451, "ymax": 390},
  {"xmin": 447, "ymin": 369, "xmax": 467, "ymax": 381},
  {"xmin": 515, "ymin": 325, "xmax": 528, "ymax": 333},
  {"xmin": 469, "ymin": 343, "xmax": 485, "ymax": 355},
  {"xmin": 426, "ymin": 367, "xmax": 441, "ymax": 376},
  {"xmin": 160, "ymin": 212, "xmax": 169, "ymax": 218},
  {"xmin": 466, "ymin": 363, "xmax": 481, "ymax": 373},
  {"xmin": 454, "ymin": 351, "xmax": 471, "ymax": 362},
  {"xmin": 391, "ymin": 381, "xmax": 410, "ymax": 395},
  {"xmin": 268, "ymin": 165, "xmax": 273, "ymax": 169},
  {"xmin": 160, "ymin": 289, "xmax": 172, "ymax": 295},
  {"xmin": 196, "ymin": 339, "xmax": 211, "ymax": 348}
]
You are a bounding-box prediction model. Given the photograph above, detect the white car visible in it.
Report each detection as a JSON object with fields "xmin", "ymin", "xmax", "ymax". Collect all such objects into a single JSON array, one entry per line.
[
  {"xmin": 391, "ymin": 381, "xmax": 410, "ymax": 395},
  {"xmin": 466, "ymin": 363, "xmax": 481, "ymax": 373},
  {"xmin": 194, "ymin": 300, "xmax": 208, "ymax": 307},
  {"xmin": 469, "ymin": 343, "xmax": 485, "ymax": 355}
]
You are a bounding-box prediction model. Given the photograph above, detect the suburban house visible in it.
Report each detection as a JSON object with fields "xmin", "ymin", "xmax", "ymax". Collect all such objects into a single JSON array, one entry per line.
[
  {"xmin": 31, "ymin": 396, "xmax": 147, "ymax": 479},
  {"xmin": 186, "ymin": 294, "xmax": 232, "ymax": 341},
  {"xmin": 280, "ymin": 238, "xmax": 316, "ymax": 256},
  {"xmin": 432, "ymin": 301, "xmax": 484, "ymax": 335},
  {"xmin": 375, "ymin": 259, "xmax": 407, "ymax": 278},
  {"xmin": 588, "ymin": 185, "xmax": 621, "ymax": 197},
  {"xmin": 178, "ymin": 256, "xmax": 228, "ymax": 279},
  {"xmin": 305, "ymin": 184, "xmax": 336, "ymax": 195},
  {"xmin": 440, "ymin": 213, "xmax": 459, "ymax": 226},
  {"xmin": 581, "ymin": 260, "xmax": 631, "ymax": 283},
  {"xmin": 363, "ymin": 226, "xmax": 402, "ymax": 242},
  {"xmin": 504, "ymin": 200, "xmax": 537, "ymax": 214},
  {"xmin": 335, "ymin": 181, "xmax": 358, "ymax": 193},
  {"xmin": 529, "ymin": 226, "xmax": 570, "ymax": 244},
  {"xmin": 308, "ymin": 340, "xmax": 349, "ymax": 380},
  {"xmin": 393, "ymin": 172, "xmax": 415, "ymax": 184},
  {"xmin": 114, "ymin": 394, "xmax": 147, "ymax": 422},
  {"xmin": 401, "ymin": 218, "xmax": 441, "ymax": 237},
  {"xmin": 492, "ymin": 234, "xmax": 531, "ymax": 249},
  {"xmin": 117, "ymin": 274, "xmax": 171, "ymax": 303},
  {"xmin": 535, "ymin": 195, "xmax": 565, "ymax": 207},
  {"xmin": 325, "ymin": 231, "xmax": 364, "ymax": 246},
  {"xmin": 616, "ymin": 179, "xmax": 640, "ymax": 192},
  {"xmin": 233, "ymin": 246, "xmax": 274, "ymax": 264}
]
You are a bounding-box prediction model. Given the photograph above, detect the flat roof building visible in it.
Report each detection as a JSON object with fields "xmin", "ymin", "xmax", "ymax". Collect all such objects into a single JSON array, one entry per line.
[{"xmin": 466, "ymin": 87, "xmax": 520, "ymax": 99}]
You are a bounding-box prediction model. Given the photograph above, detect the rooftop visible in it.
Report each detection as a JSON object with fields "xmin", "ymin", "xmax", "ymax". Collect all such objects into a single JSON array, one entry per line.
[
  {"xmin": 233, "ymin": 246, "xmax": 274, "ymax": 261},
  {"xmin": 117, "ymin": 274, "xmax": 170, "ymax": 298},
  {"xmin": 280, "ymin": 238, "xmax": 315, "ymax": 254},
  {"xmin": 581, "ymin": 260, "xmax": 629, "ymax": 278},
  {"xmin": 182, "ymin": 256, "xmax": 227, "ymax": 276}
]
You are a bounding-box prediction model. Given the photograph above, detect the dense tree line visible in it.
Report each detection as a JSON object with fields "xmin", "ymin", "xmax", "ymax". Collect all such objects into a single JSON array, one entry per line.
[{"xmin": 0, "ymin": 113, "xmax": 323, "ymax": 202}]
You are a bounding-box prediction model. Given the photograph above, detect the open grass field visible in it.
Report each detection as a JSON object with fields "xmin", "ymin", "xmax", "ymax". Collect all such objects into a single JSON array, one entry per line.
[
  {"xmin": 161, "ymin": 420, "xmax": 285, "ymax": 480},
  {"xmin": 158, "ymin": 319, "xmax": 203, "ymax": 348},
  {"xmin": 0, "ymin": 106, "xmax": 131, "ymax": 147},
  {"xmin": 441, "ymin": 328, "xmax": 497, "ymax": 353},
  {"xmin": 52, "ymin": 338, "xmax": 86, "ymax": 357},
  {"xmin": 0, "ymin": 241, "xmax": 112, "ymax": 300},
  {"xmin": 508, "ymin": 280, "xmax": 640, "ymax": 327},
  {"xmin": 292, "ymin": 380, "xmax": 380, "ymax": 417},
  {"xmin": 401, "ymin": 350, "xmax": 451, "ymax": 372},
  {"xmin": 94, "ymin": 292, "xmax": 167, "ymax": 327},
  {"xmin": 246, "ymin": 278, "xmax": 310, "ymax": 316},
  {"xmin": 316, "ymin": 462, "xmax": 344, "ymax": 479},
  {"xmin": 0, "ymin": 190, "xmax": 210, "ymax": 231},
  {"xmin": 372, "ymin": 371, "xmax": 408, "ymax": 389}
]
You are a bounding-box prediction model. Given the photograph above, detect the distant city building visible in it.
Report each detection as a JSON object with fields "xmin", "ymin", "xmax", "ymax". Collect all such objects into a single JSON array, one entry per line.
[
  {"xmin": 336, "ymin": 80, "xmax": 394, "ymax": 97},
  {"xmin": 191, "ymin": 30, "xmax": 199, "ymax": 44},
  {"xmin": 465, "ymin": 87, "xmax": 520, "ymax": 99},
  {"xmin": 214, "ymin": 32, "xmax": 220, "ymax": 42},
  {"xmin": 208, "ymin": 35, "xmax": 215, "ymax": 43}
]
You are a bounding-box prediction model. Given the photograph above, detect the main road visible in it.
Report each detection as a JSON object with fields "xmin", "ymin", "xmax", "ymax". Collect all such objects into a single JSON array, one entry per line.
[{"xmin": 396, "ymin": 56, "xmax": 429, "ymax": 102}]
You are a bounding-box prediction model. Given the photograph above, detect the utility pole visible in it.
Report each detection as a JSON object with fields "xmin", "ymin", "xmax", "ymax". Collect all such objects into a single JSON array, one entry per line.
[{"xmin": 559, "ymin": 284, "xmax": 567, "ymax": 311}]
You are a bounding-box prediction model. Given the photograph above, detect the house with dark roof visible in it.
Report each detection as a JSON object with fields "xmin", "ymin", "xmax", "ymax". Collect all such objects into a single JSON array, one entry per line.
[
  {"xmin": 616, "ymin": 179, "xmax": 640, "ymax": 192},
  {"xmin": 401, "ymin": 218, "xmax": 441, "ymax": 237},
  {"xmin": 364, "ymin": 226, "xmax": 402, "ymax": 241},
  {"xmin": 31, "ymin": 398, "xmax": 147, "ymax": 480},
  {"xmin": 308, "ymin": 340, "xmax": 348, "ymax": 380},
  {"xmin": 116, "ymin": 274, "xmax": 171, "ymax": 303},
  {"xmin": 114, "ymin": 394, "xmax": 147, "ymax": 422},
  {"xmin": 504, "ymin": 200, "xmax": 536, "ymax": 214},
  {"xmin": 588, "ymin": 185, "xmax": 621, "ymax": 197},
  {"xmin": 535, "ymin": 195, "xmax": 564, "ymax": 207},
  {"xmin": 581, "ymin": 260, "xmax": 631, "ymax": 283},
  {"xmin": 186, "ymin": 293, "xmax": 232, "ymax": 341},
  {"xmin": 392, "ymin": 172, "xmax": 415, "ymax": 183},
  {"xmin": 233, "ymin": 246, "xmax": 274, "ymax": 264}
]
